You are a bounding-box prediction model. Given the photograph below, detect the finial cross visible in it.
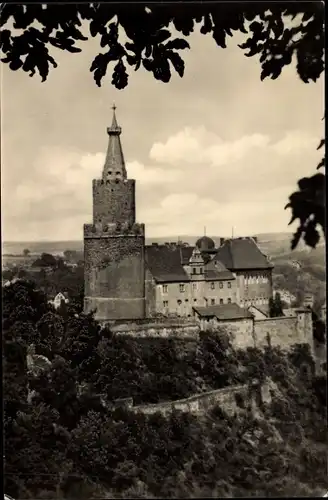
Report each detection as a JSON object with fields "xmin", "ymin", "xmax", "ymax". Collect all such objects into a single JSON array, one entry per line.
[{"xmin": 112, "ymin": 103, "xmax": 116, "ymax": 111}]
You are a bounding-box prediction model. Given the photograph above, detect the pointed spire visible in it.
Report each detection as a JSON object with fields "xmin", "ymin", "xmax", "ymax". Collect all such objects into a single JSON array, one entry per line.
[
  {"xmin": 103, "ymin": 104, "xmax": 127, "ymax": 180},
  {"xmin": 204, "ymin": 226, "xmax": 206, "ymax": 236}
]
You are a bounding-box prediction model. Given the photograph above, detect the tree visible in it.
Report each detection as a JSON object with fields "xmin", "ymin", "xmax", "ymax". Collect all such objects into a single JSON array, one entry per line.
[
  {"xmin": 269, "ymin": 292, "xmax": 284, "ymax": 317},
  {"xmin": 23, "ymin": 248, "xmax": 30, "ymax": 256},
  {"xmin": 0, "ymin": 2, "xmax": 325, "ymax": 250}
]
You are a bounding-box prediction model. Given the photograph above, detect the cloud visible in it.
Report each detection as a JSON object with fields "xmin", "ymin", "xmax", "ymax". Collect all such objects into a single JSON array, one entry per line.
[{"xmin": 2, "ymin": 26, "xmax": 323, "ymax": 241}]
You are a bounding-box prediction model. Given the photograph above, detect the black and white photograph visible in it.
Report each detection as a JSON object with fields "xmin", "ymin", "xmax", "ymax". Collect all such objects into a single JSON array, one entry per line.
[{"xmin": 2, "ymin": 2, "xmax": 326, "ymax": 498}]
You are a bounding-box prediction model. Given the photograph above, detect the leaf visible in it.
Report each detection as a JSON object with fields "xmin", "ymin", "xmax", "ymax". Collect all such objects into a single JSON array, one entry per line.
[
  {"xmin": 317, "ymin": 139, "xmax": 325, "ymax": 150},
  {"xmin": 152, "ymin": 56, "xmax": 171, "ymax": 83},
  {"xmin": 212, "ymin": 27, "xmax": 226, "ymax": 48},
  {"xmin": 142, "ymin": 58, "xmax": 153, "ymax": 71},
  {"xmin": 8, "ymin": 57, "xmax": 23, "ymax": 71},
  {"xmin": 154, "ymin": 29, "xmax": 171, "ymax": 44},
  {"xmin": 200, "ymin": 13, "xmax": 212, "ymax": 35},
  {"xmin": 167, "ymin": 51, "xmax": 185, "ymax": 77},
  {"xmin": 111, "ymin": 59, "xmax": 128, "ymax": 90},
  {"xmin": 164, "ymin": 38, "xmax": 190, "ymax": 51},
  {"xmin": 317, "ymin": 157, "xmax": 325, "ymax": 170}
]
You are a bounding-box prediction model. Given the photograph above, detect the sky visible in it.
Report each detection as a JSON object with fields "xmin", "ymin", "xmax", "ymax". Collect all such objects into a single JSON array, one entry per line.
[{"xmin": 1, "ymin": 16, "xmax": 324, "ymax": 242}]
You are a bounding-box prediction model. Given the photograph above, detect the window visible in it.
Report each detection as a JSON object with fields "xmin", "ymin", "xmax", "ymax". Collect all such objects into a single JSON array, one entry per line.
[
  {"xmin": 116, "ymin": 171, "xmax": 121, "ymax": 176},
  {"xmin": 194, "ymin": 298, "xmax": 197, "ymax": 302},
  {"xmin": 193, "ymin": 267, "xmax": 197, "ymax": 274},
  {"xmin": 227, "ymin": 282, "xmax": 231, "ymax": 288},
  {"xmin": 179, "ymin": 284, "xmax": 185, "ymax": 293},
  {"xmin": 219, "ymin": 282, "xmax": 223, "ymax": 289},
  {"xmin": 220, "ymin": 299, "xmax": 224, "ymax": 304},
  {"xmin": 177, "ymin": 300, "xmax": 182, "ymax": 305},
  {"xmin": 193, "ymin": 283, "xmax": 197, "ymax": 290},
  {"xmin": 228, "ymin": 298, "xmax": 232, "ymax": 303},
  {"xmin": 211, "ymin": 299, "xmax": 215, "ymax": 305},
  {"xmin": 185, "ymin": 299, "xmax": 189, "ymax": 302},
  {"xmin": 162, "ymin": 285, "xmax": 168, "ymax": 293},
  {"xmin": 200, "ymin": 268, "xmax": 203, "ymax": 274},
  {"xmin": 210, "ymin": 282, "xmax": 215, "ymax": 290},
  {"xmin": 163, "ymin": 301, "xmax": 168, "ymax": 308}
]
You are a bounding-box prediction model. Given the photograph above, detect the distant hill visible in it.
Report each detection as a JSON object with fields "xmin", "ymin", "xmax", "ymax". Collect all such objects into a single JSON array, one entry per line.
[{"xmin": 2, "ymin": 232, "xmax": 324, "ymax": 259}]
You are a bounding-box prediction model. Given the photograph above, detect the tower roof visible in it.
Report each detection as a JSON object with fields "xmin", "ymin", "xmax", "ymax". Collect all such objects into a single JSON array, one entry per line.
[{"xmin": 102, "ymin": 104, "xmax": 127, "ymax": 180}]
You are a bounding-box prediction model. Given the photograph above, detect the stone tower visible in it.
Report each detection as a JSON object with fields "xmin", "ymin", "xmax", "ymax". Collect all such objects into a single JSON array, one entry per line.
[{"xmin": 83, "ymin": 106, "xmax": 146, "ymax": 321}]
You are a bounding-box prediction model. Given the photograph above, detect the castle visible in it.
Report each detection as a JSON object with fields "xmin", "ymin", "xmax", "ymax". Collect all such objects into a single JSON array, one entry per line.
[{"xmin": 83, "ymin": 107, "xmax": 275, "ymax": 324}]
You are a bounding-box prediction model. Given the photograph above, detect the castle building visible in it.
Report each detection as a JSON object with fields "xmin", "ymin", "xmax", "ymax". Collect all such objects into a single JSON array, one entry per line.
[
  {"xmin": 84, "ymin": 109, "xmax": 274, "ymax": 322},
  {"xmin": 84, "ymin": 106, "xmax": 146, "ymax": 320}
]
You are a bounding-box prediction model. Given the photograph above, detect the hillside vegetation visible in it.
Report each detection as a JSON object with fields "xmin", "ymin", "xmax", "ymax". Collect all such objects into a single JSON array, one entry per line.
[{"xmin": 3, "ymin": 280, "xmax": 327, "ymax": 499}]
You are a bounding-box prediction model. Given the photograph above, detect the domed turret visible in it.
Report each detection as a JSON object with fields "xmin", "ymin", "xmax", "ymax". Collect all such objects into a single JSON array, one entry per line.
[{"xmin": 196, "ymin": 235, "xmax": 215, "ymax": 252}]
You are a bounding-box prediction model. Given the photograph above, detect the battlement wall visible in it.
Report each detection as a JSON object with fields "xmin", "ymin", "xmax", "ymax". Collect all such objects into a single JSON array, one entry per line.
[{"xmin": 84, "ymin": 222, "xmax": 145, "ymax": 239}]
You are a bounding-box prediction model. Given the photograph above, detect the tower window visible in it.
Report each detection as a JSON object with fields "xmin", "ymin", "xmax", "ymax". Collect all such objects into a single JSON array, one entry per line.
[
  {"xmin": 200, "ymin": 268, "xmax": 203, "ymax": 274},
  {"xmin": 162, "ymin": 284, "xmax": 168, "ymax": 293},
  {"xmin": 227, "ymin": 282, "xmax": 231, "ymax": 288},
  {"xmin": 193, "ymin": 267, "xmax": 197, "ymax": 274},
  {"xmin": 116, "ymin": 171, "xmax": 121, "ymax": 175},
  {"xmin": 210, "ymin": 282, "xmax": 215, "ymax": 290},
  {"xmin": 185, "ymin": 299, "xmax": 189, "ymax": 302},
  {"xmin": 108, "ymin": 171, "xmax": 112, "ymax": 175},
  {"xmin": 177, "ymin": 300, "xmax": 182, "ymax": 305},
  {"xmin": 192, "ymin": 283, "xmax": 197, "ymax": 290},
  {"xmin": 163, "ymin": 301, "xmax": 168, "ymax": 308},
  {"xmin": 219, "ymin": 282, "xmax": 223, "ymax": 289},
  {"xmin": 179, "ymin": 284, "xmax": 185, "ymax": 293}
]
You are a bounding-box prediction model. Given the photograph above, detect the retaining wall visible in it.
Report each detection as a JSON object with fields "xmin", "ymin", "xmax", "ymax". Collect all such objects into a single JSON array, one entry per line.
[
  {"xmin": 108, "ymin": 318, "xmax": 200, "ymax": 340},
  {"xmin": 131, "ymin": 380, "xmax": 269, "ymax": 418}
]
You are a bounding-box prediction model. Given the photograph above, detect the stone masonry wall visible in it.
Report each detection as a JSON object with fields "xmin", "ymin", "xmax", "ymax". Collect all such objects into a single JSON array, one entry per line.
[
  {"xmin": 254, "ymin": 316, "xmax": 300, "ymax": 349},
  {"xmin": 108, "ymin": 318, "xmax": 200, "ymax": 340},
  {"xmin": 92, "ymin": 178, "xmax": 136, "ymax": 226},
  {"xmin": 131, "ymin": 381, "xmax": 268, "ymax": 418},
  {"xmin": 84, "ymin": 234, "xmax": 145, "ymax": 320}
]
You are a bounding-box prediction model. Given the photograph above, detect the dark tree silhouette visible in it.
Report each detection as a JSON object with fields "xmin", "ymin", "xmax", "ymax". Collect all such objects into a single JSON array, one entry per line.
[{"xmin": 0, "ymin": 2, "xmax": 325, "ymax": 249}]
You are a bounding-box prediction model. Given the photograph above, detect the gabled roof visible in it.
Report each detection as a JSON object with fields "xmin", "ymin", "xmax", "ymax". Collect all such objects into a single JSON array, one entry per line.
[
  {"xmin": 204, "ymin": 269, "xmax": 235, "ymax": 281},
  {"xmin": 145, "ymin": 245, "xmax": 235, "ymax": 283},
  {"xmin": 145, "ymin": 245, "xmax": 190, "ymax": 282},
  {"xmin": 248, "ymin": 305, "xmax": 268, "ymax": 317},
  {"xmin": 193, "ymin": 303, "xmax": 254, "ymax": 320},
  {"xmin": 180, "ymin": 246, "xmax": 195, "ymax": 265},
  {"xmin": 213, "ymin": 237, "xmax": 273, "ymax": 270}
]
